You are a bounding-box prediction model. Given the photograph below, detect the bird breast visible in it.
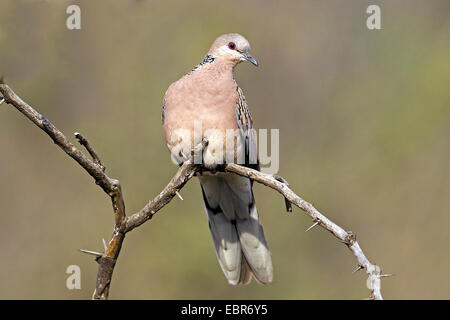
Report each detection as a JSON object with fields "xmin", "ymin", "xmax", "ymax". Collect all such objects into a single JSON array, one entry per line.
[{"xmin": 163, "ymin": 66, "xmax": 245, "ymax": 167}]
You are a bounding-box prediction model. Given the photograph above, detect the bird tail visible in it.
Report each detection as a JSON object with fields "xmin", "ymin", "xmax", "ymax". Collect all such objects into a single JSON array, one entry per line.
[{"xmin": 199, "ymin": 173, "xmax": 273, "ymax": 285}]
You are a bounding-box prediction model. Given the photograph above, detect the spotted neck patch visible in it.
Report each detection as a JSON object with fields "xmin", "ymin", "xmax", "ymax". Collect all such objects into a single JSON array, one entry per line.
[{"xmin": 190, "ymin": 54, "xmax": 216, "ymax": 73}]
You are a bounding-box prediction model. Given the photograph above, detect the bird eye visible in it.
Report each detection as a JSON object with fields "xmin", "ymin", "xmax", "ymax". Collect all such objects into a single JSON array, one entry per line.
[{"xmin": 228, "ymin": 42, "xmax": 236, "ymax": 50}]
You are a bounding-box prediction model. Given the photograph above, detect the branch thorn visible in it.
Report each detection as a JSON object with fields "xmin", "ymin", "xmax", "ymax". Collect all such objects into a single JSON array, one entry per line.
[
  {"xmin": 175, "ymin": 190, "xmax": 184, "ymax": 201},
  {"xmin": 79, "ymin": 249, "xmax": 104, "ymax": 257},
  {"xmin": 305, "ymin": 221, "xmax": 319, "ymax": 232},
  {"xmin": 353, "ymin": 264, "xmax": 364, "ymax": 273}
]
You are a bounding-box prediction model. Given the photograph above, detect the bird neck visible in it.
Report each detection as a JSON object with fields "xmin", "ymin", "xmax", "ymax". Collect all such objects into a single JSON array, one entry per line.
[
  {"xmin": 191, "ymin": 54, "xmax": 236, "ymax": 80},
  {"xmin": 191, "ymin": 54, "xmax": 216, "ymax": 73},
  {"xmin": 211, "ymin": 58, "xmax": 236, "ymax": 78}
]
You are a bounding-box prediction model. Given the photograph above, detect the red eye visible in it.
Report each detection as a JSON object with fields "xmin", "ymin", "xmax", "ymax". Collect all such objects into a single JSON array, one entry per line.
[{"xmin": 228, "ymin": 42, "xmax": 236, "ymax": 50}]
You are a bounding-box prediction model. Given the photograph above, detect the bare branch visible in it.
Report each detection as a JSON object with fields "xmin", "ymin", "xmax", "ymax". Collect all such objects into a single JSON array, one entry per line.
[
  {"xmin": 0, "ymin": 83, "xmax": 115, "ymax": 195},
  {"xmin": 223, "ymin": 163, "xmax": 386, "ymax": 300},
  {"xmin": 123, "ymin": 161, "xmax": 198, "ymax": 233},
  {"xmin": 75, "ymin": 132, "xmax": 106, "ymax": 171},
  {"xmin": 0, "ymin": 82, "xmax": 126, "ymax": 299},
  {"xmin": 1, "ymin": 82, "xmax": 387, "ymax": 300}
]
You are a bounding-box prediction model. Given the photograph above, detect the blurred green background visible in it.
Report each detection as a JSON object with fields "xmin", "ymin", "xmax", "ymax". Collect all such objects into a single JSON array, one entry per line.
[{"xmin": 0, "ymin": 0, "xmax": 449, "ymax": 299}]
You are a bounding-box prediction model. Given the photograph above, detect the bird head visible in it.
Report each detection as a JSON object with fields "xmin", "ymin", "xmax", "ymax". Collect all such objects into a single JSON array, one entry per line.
[{"xmin": 208, "ymin": 33, "xmax": 258, "ymax": 67}]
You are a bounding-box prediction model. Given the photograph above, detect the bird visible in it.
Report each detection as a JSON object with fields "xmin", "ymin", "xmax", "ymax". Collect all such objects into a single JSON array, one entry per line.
[{"xmin": 162, "ymin": 34, "xmax": 273, "ymax": 285}]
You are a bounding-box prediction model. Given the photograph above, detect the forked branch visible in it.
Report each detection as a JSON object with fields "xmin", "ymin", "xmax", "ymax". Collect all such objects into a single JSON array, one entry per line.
[{"xmin": 0, "ymin": 81, "xmax": 387, "ymax": 300}]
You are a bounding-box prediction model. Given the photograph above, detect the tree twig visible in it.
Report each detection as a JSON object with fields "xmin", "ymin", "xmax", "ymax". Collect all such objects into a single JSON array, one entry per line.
[
  {"xmin": 0, "ymin": 81, "xmax": 126, "ymax": 299},
  {"xmin": 0, "ymin": 81, "xmax": 387, "ymax": 300},
  {"xmin": 223, "ymin": 163, "xmax": 386, "ymax": 300},
  {"xmin": 75, "ymin": 132, "xmax": 105, "ymax": 171}
]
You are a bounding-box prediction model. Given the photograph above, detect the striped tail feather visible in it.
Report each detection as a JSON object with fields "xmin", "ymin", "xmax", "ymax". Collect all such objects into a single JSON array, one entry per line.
[{"xmin": 199, "ymin": 172, "xmax": 273, "ymax": 285}]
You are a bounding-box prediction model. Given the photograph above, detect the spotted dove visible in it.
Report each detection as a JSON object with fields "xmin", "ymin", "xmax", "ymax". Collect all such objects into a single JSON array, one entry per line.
[{"xmin": 162, "ymin": 34, "xmax": 273, "ymax": 285}]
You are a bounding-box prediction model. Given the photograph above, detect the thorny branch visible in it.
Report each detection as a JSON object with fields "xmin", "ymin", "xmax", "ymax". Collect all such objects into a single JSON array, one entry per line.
[
  {"xmin": 224, "ymin": 164, "xmax": 390, "ymax": 299},
  {"xmin": 75, "ymin": 132, "xmax": 105, "ymax": 171},
  {"xmin": 0, "ymin": 81, "xmax": 388, "ymax": 300}
]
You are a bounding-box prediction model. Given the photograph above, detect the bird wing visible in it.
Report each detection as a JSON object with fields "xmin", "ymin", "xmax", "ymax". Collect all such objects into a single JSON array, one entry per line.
[{"xmin": 235, "ymin": 86, "xmax": 259, "ymax": 171}]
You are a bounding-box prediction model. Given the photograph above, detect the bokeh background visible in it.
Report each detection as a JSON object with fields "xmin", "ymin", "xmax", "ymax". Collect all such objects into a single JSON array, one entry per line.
[{"xmin": 0, "ymin": 0, "xmax": 449, "ymax": 299}]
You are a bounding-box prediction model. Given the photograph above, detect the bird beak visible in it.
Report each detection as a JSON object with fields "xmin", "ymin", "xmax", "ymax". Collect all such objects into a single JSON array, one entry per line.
[{"xmin": 243, "ymin": 53, "xmax": 259, "ymax": 67}]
